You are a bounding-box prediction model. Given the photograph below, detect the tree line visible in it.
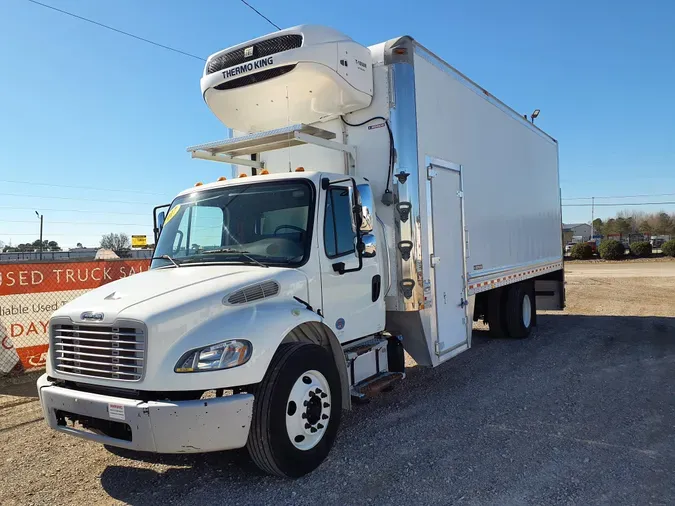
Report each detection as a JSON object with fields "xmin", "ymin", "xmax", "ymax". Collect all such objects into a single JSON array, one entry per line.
[
  {"xmin": 2, "ymin": 239, "xmax": 61, "ymax": 253},
  {"xmin": 592, "ymin": 211, "xmax": 675, "ymax": 237},
  {"xmin": 1, "ymin": 233, "xmax": 143, "ymax": 253}
]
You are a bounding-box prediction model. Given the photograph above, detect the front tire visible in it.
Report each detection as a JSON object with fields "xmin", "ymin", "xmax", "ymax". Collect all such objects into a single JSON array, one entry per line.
[{"xmin": 247, "ymin": 343, "xmax": 342, "ymax": 477}]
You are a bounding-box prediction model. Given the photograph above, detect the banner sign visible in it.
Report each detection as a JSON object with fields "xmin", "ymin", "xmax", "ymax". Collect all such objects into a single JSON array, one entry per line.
[
  {"xmin": 132, "ymin": 235, "xmax": 147, "ymax": 247},
  {"xmin": 0, "ymin": 260, "xmax": 150, "ymax": 373}
]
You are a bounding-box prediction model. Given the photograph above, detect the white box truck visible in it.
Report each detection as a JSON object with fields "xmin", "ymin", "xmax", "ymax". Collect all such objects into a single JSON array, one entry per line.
[{"xmin": 37, "ymin": 25, "xmax": 564, "ymax": 477}]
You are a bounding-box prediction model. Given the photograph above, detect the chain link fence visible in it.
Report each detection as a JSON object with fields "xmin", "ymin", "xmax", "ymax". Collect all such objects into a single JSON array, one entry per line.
[{"xmin": 0, "ymin": 259, "xmax": 150, "ymax": 376}]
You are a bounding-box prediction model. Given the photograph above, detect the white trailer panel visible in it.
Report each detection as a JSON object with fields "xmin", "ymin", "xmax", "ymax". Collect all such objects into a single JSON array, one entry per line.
[{"xmin": 413, "ymin": 46, "xmax": 562, "ymax": 293}]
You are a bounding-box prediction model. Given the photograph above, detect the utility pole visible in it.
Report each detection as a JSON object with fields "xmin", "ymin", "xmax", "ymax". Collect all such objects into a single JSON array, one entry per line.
[
  {"xmin": 590, "ymin": 197, "xmax": 595, "ymax": 242},
  {"xmin": 35, "ymin": 211, "xmax": 43, "ymax": 260}
]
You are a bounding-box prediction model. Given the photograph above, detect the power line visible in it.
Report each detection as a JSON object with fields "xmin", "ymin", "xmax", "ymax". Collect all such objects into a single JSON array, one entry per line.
[
  {"xmin": 0, "ymin": 179, "xmax": 166, "ymax": 196},
  {"xmin": 5, "ymin": 220, "xmax": 147, "ymax": 226},
  {"xmin": 0, "ymin": 206, "xmax": 146, "ymax": 216},
  {"xmin": 562, "ymin": 193, "xmax": 675, "ymax": 201},
  {"xmin": 25, "ymin": 0, "xmax": 206, "ymax": 62},
  {"xmin": 0, "ymin": 232, "xmax": 139, "ymax": 237},
  {"xmin": 239, "ymin": 0, "xmax": 281, "ymax": 30},
  {"xmin": 0, "ymin": 192, "xmax": 152, "ymax": 206},
  {"xmin": 562, "ymin": 201, "xmax": 675, "ymax": 207}
]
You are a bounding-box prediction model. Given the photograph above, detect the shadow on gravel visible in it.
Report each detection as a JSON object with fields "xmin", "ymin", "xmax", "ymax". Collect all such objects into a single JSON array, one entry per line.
[
  {"xmin": 0, "ymin": 370, "xmax": 40, "ymax": 398},
  {"xmin": 98, "ymin": 314, "xmax": 675, "ymax": 505},
  {"xmin": 100, "ymin": 448, "xmax": 263, "ymax": 505}
]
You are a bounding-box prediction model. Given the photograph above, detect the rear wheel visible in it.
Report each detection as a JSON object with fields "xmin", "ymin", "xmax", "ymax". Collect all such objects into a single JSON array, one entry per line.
[
  {"xmin": 247, "ymin": 343, "xmax": 341, "ymax": 477},
  {"xmin": 504, "ymin": 282, "xmax": 535, "ymax": 338},
  {"xmin": 486, "ymin": 287, "xmax": 508, "ymax": 338}
]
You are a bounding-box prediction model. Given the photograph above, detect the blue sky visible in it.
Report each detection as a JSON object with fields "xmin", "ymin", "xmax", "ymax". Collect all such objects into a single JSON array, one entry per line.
[{"xmin": 1, "ymin": 0, "xmax": 674, "ymax": 247}]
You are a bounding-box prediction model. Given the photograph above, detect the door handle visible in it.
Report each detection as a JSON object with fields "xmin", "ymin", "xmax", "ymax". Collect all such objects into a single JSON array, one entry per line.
[{"xmin": 458, "ymin": 298, "xmax": 468, "ymax": 308}]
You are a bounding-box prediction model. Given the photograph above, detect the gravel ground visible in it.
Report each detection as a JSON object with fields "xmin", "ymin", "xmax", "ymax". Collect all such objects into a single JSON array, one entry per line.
[{"xmin": 1, "ymin": 264, "xmax": 674, "ymax": 505}]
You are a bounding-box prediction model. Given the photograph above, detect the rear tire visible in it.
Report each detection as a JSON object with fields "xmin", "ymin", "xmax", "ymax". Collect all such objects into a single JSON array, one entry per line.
[
  {"xmin": 246, "ymin": 343, "xmax": 342, "ymax": 477},
  {"xmin": 486, "ymin": 288, "xmax": 508, "ymax": 338},
  {"xmin": 504, "ymin": 282, "xmax": 535, "ymax": 338}
]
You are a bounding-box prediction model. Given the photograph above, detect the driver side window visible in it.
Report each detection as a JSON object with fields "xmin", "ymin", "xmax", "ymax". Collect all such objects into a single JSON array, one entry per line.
[{"xmin": 324, "ymin": 187, "xmax": 355, "ymax": 258}]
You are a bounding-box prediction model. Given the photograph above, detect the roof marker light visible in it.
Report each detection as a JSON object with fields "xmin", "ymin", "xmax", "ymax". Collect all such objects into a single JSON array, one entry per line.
[
  {"xmin": 194, "ymin": 182, "xmax": 203, "ymax": 186},
  {"xmin": 217, "ymin": 176, "xmax": 227, "ymax": 181},
  {"xmin": 260, "ymin": 169, "xmax": 270, "ymax": 175},
  {"xmin": 295, "ymin": 167, "xmax": 305, "ymax": 172},
  {"xmin": 239, "ymin": 173, "xmax": 248, "ymax": 178}
]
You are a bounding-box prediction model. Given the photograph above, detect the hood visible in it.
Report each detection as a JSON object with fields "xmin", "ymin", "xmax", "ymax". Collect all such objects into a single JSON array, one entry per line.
[{"xmin": 53, "ymin": 265, "xmax": 306, "ymax": 325}]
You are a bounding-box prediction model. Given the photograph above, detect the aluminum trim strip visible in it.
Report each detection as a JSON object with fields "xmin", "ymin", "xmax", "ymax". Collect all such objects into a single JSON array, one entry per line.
[
  {"xmin": 55, "ymin": 350, "xmax": 143, "ymax": 361},
  {"xmin": 468, "ymin": 257, "xmax": 563, "ymax": 282},
  {"xmin": 56, "ymin": 357, "xmax": 144, "ymax": 369},
  {"xmin": 55, "ymin": 343, "xmax": 145, "ymax": 353},
  {"xmin": 56, "ymin": 364, "xmax": 139, "ymax": 377},
  {"xmin": 53, "ymin": 335, "xmax": 142, "ymax": 345},
  {"xmin": 54, "ymin": 329, "xmax": 141, "ymax": 337},
  {"xmin": 389, "ymin": 62, "xmax": 423, "ymax": 311},
  {"xmin": 467, "ymin": 261, "xmax": 564, "ymax": 295}
]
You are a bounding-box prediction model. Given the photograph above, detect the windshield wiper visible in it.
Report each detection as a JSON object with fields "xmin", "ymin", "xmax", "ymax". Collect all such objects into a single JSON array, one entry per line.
[
  {"xmin": 192, "ymin": 249, "xmax": 269, "ymax": 268},
  {"xmin": 152, "ymin": 254, "xmax": 181, "ymax": 268}
]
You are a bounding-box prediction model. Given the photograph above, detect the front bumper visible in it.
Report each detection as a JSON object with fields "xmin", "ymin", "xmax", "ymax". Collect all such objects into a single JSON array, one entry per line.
[{"xmin": 36, "ymin": 374, "xmax": 254, "ymax": 453}]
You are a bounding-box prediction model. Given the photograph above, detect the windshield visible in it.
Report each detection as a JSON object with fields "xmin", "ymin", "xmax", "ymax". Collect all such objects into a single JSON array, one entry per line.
[{"xmin": 152, "ymin": 180, "xmax": 314, "ymax": 269}]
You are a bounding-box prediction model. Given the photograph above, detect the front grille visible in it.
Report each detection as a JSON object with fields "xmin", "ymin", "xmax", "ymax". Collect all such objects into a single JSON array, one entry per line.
[
  {"xmin": 227, "ymin": 280, "xmax": 280, "ymax": 305},
  {"xmin": 206, "ymin": 34, "xmax": 303, "ymax": 75},
  {"xmin": 52, "ymin": 323, "xmax": 145, "ymax": 381},
  {"xmin": 213, "ymin": 65, "xmax": 296, "ymax": 91}
]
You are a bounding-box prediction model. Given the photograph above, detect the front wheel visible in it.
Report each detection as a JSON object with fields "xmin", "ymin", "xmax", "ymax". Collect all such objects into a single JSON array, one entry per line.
[{"xmin": 246, "ymin": 343, "xmax": 342, "ymax": 477}]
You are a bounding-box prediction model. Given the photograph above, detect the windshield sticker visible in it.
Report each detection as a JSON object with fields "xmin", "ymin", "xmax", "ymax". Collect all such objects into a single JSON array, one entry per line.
[{"xmin": 164, "ymin": 205, "xmax": 181, "ymax": 224}]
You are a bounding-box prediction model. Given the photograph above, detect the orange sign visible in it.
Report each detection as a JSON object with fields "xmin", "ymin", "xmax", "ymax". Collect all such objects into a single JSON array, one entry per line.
[
  {"xmin": 0, "ymin": 260, "xmax": 150, "ymax": 296},
  {"xmin": 0, "ymin": 260, "xmax": 150, "ymax": 372}
]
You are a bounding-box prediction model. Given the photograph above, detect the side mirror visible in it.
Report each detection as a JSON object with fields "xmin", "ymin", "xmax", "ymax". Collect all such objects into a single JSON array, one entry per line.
[
  {"xmin": 361, "ymin": 234, "xmax": 376, "ymax": 258},
  {"xmin": 153, "ymin": 204, "xmax": 171, "ymax": 244},
  {"xmin": 356, "ymin": 183, "xmax": 374, "ymax": 234}
]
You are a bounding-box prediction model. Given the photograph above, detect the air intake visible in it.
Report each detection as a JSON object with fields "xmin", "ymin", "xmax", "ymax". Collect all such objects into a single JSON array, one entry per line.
[
  {"xmin": 226, "ymin": 280, "xmax": 280, "ymax": 305},
  {"xmin": 206, "ymin": 34, "xmax": 303, "ymax": 75}
]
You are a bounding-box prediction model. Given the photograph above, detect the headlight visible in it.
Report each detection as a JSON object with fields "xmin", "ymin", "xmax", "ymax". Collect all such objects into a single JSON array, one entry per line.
[{"xmin": 174, "ymin": 340, "xmax": 252, "ymax": 373}]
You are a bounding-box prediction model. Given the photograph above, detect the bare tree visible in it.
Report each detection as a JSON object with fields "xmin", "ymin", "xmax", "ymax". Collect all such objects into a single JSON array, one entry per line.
[{"xmin": 100, "ymin": 233, "xmax": 131, "ymax": 250}]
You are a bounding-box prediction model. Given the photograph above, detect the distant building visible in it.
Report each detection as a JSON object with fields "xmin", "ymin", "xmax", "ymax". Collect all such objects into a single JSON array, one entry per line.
[
  {"xmin": 563, "ymin": 223, "xmax": 592, "ymax": 242},
  {"xmin": 0, "ymin": 247, "xmax": 152, "ymax": 263}
]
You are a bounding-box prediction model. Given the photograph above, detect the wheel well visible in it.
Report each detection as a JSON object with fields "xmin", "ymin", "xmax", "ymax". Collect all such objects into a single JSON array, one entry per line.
[
  {"xmin": 281, "ymin": 322, "xmax": 351, "ymax": 410},
  {"xmin": 473, "ymin": 279, "xmax": 537, "ymax": 323}
]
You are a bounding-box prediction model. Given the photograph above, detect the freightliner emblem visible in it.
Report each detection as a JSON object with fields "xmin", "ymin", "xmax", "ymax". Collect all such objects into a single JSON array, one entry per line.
[{"xmin": 81, "ymin": 311, "xmax": 104, "ymax": 321}]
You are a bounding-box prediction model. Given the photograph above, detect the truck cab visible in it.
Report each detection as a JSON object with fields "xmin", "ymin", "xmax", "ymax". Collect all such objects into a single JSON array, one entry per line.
[{"xmin": 38, "ymin": 168, "xmax": 398, "ymax": 478}]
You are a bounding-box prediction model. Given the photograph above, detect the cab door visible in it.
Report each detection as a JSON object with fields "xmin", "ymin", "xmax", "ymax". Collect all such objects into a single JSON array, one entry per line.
[{"xmin": 318, "ymin": 179, "xmax": 384, "ymax": 343}]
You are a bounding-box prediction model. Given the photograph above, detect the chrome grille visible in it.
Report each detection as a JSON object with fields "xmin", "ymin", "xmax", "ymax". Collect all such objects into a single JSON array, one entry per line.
[
  {"xmin": 52, "ymin": 323, "xmax": 145, "ymax": 381},
  {"xmin": 206, "ymin": 34, "xmax": 303, "ymax": 75},
  {"xmin": 227, "ymin": 280, "xmax": 280, "ymax": 305}
]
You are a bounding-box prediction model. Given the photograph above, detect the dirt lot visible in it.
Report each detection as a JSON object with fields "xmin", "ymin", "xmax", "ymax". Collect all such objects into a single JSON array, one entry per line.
[{"xmin": 1, "ymin": 262, "xmax": 674, "ymax": 505}]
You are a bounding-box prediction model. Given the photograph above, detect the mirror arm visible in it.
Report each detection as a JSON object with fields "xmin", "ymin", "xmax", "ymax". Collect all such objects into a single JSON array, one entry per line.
[
  {"xmin": 325, "ymin": 177, "xmax": 364, "ymax": 275},
  {"xmin": 340, "ymin": 182, "xmax": 364, "ymax": 274}
]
